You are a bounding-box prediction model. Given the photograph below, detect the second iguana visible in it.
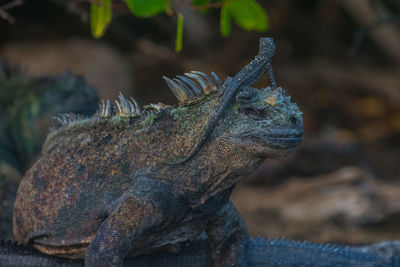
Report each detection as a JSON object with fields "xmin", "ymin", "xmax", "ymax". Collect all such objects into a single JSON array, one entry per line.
[{"xmin": 13, "ymin": 38, "xmax": 303, "ymax": 267}]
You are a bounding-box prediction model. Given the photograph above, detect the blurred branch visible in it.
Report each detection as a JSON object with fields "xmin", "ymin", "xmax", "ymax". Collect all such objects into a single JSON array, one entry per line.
[
  {"xmin": 339, "ymin": 0, "xmax": 400, "ymax": 63},
  {"xmin": 135, "ymin": 38, "xmax": 211, "ymax": 71},
  {"xmin": 281, "ymin": 60, "xmax": 400, "ymax": 105},
  {"xmin": 233, "ymin": 166, "xmax": 400, "ymax": 233},
  {"xmin": 351, "ymin": 15, "xmax": 400, "ymax": 56},
  {"xmin": 191, "ymin": 2, "xmax": 223, "ymax": 11},
  {"xmin": 51, "ymin": 0, "xmax": 89, "ymax": 22},
  {"xmin": 0, "ymin": 10, "xmax": 14, "ymax": 24},
  {"xmin": 0, "ymin": 0, "xmax": 23, "ymax": 24}
]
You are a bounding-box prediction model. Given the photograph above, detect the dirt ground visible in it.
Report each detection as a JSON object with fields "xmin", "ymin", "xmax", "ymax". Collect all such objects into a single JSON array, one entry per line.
[{"xmin": 0, "ymin": 0, "xmax": 399, "ymax": 245}]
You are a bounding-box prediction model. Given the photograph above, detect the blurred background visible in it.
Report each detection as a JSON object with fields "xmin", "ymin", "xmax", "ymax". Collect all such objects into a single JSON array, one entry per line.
[{"xmin": 0, "ymin": 0, "xmax": 399, "ymax": 246}]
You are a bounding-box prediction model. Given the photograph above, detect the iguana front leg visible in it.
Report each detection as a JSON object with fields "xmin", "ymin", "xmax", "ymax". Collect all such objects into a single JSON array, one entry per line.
[
  {"xmin": 85, "ymin": 177, "xmax": 176, "ymax": 267},
  {"xmin": 206, "ymin": 201, "xmax": 248, "ymax": 267}
]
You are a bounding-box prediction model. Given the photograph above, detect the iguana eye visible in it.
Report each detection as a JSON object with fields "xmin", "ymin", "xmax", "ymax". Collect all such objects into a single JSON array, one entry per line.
[
  {"xmin": 236, "ymin": 87, "xmax": 258, "ymax": 101},
  {"xmin": 241, "ymin": 107, "xmax": 269, "ymax": 121}
]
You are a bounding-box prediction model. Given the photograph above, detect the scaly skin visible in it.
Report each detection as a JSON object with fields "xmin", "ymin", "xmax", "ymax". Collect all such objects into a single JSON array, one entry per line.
[
  {"xmin": 1, "ymin": 238, "xmax": 399, "ymax": 266},
  {"xmin": 13, "ymin": 37, "xmax": 303, "ymax": 267}
]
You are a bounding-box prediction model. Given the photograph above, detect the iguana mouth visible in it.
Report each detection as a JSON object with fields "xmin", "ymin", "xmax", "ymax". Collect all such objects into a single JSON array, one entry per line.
[
  {"xmin": 261, "ymin": 135, "xmax": 302, "ymax": 149},
  {"xmin": 243, "ymin": 128, "xmax": 303, "ymax": 149}
]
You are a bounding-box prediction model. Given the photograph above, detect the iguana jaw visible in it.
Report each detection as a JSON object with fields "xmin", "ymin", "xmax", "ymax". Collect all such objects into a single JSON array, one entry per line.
[
  {"xmin": 256, "ymin": 129, "xmax": 303, "ymax": 148},
  {"xmin": 238, "ymin": 127, "xmax": 303, "ymax": 158}
]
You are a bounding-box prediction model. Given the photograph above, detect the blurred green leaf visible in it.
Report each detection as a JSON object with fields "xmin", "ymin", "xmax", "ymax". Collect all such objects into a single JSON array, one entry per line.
[
  {"xmin": 90, "ymin": 0, "xmax": 112, "ymax": 39},
  {"xmin": 126, "ymin": 0, "xmax": 168, "ymax": 18},
  {"xmin": 229, "ymin": 0, "xmax": 268, "ymax": 31},
  {"xmin": 220, "ymin": 5, "xmax": 231, "ymax": 37},
  {"xmin": 175, "ymin": 13, "xmax": 184, "ymax": 52},
  {"xmin": 221, "ymin": 0, "xmax": 268, "ymax": 36}
]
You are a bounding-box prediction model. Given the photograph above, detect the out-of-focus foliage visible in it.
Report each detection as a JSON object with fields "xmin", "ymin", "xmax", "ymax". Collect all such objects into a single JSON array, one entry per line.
[
  {"xmin": 220, "ymin": 3, "xmax": 231, "ymax": 37},
  {"xmin": 89, "ymin": 0, "xmax": 268, "ymax": 51},
  {"xmin": 175, "ymin": 13, "xmax": 184, "ymax": 52},
  {"xmin": 220, "ymin": 0, "xmax": 268, "ymax": 37},
  {"xmin": 90, "ymin": 0, "xmax": 112, "ymax": 38},
  {"xmin": 126, "ymin": 0, "xmax": 169, "ymax": 17}
]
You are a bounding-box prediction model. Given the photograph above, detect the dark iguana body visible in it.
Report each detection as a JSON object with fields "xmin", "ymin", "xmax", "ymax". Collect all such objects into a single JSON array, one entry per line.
[
  {"xmin": 2, "ymin": 237, "xmax": 400, "ymax": 267},
  {"xmin": 13, "ymin": 38, "xmax": 303, "ymax": 266}
]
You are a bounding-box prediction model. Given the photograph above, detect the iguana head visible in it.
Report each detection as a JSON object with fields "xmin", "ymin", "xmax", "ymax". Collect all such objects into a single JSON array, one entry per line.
[
  {"xmin": 159, "ymin": 71, "xmax": 303, "ymax": 199},
  {"xmin": 162, "ymin": 70, "xmax": 303, "ymax": 162},
  {"xmin": 223, "ymin": 85, "xmax": 303, "ymax": 159},
  {"xmin": 160, "ymin": 37, "xmax": 302, "ymax": 165}
]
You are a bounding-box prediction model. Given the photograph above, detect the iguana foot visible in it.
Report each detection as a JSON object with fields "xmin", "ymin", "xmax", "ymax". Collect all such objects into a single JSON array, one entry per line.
[{"xmin": 206, "ymin": 201, "xmax": 248, "ymax": 267}]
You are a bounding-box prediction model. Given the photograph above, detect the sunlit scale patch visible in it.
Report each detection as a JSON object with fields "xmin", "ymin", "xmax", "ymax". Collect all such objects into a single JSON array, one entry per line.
[
  {"xmin": 256, "ymin": 87, "xmax": 301, "ymax": 114},
  {"xmin": 264, "ymin": 96, "xmax": 276, "ymax": 106},
  {"xmin": 254, "ymin": 87, "xmax": 288, "ymax": 108}
]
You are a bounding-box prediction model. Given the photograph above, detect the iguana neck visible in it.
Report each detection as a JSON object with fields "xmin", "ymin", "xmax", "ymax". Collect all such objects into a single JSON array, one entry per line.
[{"xmin": 167, "ymin": 38, "xmax": 276, "ymax": 165}]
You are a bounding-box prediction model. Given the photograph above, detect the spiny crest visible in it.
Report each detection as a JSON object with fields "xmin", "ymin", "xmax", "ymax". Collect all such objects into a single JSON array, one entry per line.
[
  {"xmin": 50, "ymin": 93, "xmax": 143, "ymax": 133},
  {"xmin": 96, "ymin": 92, "xmax": 142, "ymax": 118},
  {"xmin": 143, "ymin": 103, "xmax": 170, "ymax": 113},
  {"xmin": 163, "ymin": 71, "xmax": 222, "ymax": 104},
  {"xmin": 114, "ymin": 92, "xmax": 141, "ymax": 117},
  {"xmin": 97, "ymin": 99, "xmax": 114, "ymax": 118},
  {"xmin": 50, "ymin": 113, "xmax": 86, "ymax": 132}
]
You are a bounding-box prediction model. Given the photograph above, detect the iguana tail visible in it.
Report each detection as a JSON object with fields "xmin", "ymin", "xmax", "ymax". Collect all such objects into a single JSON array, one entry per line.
[{"xmin": 1, "ymin": 237, "xmax": 399, "ymax": 267}]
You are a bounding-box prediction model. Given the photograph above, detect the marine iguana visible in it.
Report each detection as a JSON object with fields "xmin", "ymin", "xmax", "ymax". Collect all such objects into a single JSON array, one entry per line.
[{"xmin": 12, "ymin": 37, "xmax": 305, "ymax": 267}]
